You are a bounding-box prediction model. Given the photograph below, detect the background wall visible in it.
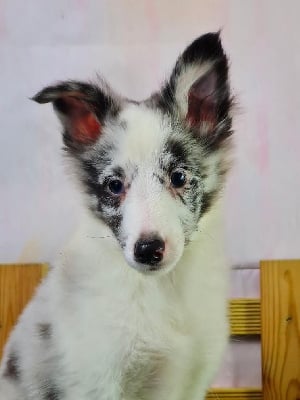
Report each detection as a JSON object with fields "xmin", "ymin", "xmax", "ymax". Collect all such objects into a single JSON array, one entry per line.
[{"xmin": 0, "ymin": 0, "xmax": 299, "ymax": 388}]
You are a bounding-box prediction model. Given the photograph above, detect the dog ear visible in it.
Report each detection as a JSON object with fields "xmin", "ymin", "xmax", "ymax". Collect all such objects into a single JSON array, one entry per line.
[
  {"xmin": 32, "ymin": 81, "xmax": 120, "ymax": 150},
  {"xmin": 161, "ymin": 32, "xmax": 232, "ymax": 139}
]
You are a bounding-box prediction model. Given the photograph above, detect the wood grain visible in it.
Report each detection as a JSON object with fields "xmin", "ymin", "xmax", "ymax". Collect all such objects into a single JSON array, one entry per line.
[
  {"xmin": 0, "ymin": 263, "xmax": 47, "ymax": 359},
  {"xmin": 229, "ymin": 299, "xmax": 261, "ymax": 335},
  {"xmin": 261, "ymin": 260, "xmax": 300, "ymax": 400},
  {"xmin": 206, "ymin": 388, "xmax": 262, "ymax": 399}
]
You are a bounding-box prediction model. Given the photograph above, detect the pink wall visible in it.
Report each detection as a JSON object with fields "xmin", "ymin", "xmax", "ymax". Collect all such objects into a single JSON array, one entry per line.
[{"xmin": 0, "ymin": 0, "xmax": 299, "ymax": 387}]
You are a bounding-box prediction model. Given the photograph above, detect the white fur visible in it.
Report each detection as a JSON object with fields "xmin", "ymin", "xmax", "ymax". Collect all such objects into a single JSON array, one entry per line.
[{"xmin": 175, "ymin": 62, "xmax": 212, "ymax": 118}]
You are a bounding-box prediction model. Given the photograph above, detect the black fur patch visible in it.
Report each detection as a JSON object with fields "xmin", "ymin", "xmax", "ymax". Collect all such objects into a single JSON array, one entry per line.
[
  {"xmin": 162, "ymin": 135, "xmax": 207, "ymax": 224},
  {"xmin": 38, "ymin": 323, "xmax": 52, "ymax": 340},
  {"xmin": 107, "ymin": 215, "xmax": 123, "ymax": 242},
  {"xmin": 188, "ymin": 177, "xmax": 202, "ymax": 215},
  {"xmin": 3, "ymin": 352, "xmax": 20, "ymax": 380},
  {"xmin": 164, "ymin": 139, "xmax": 187, "ymax": 169},
  {"xmin": 79, "ymin": 155, "xmax": 123, "ymax": 240},
  {"xmin": 201, "ymin": 189, "xmax": 219, "ymax": 215},
  {"xmin": 80, "ymin": 155, "xmax": 122, "ymax": 211},
  {"xmin": 43, "ymin": 384, "xmax": 62, "ymax": 400}
]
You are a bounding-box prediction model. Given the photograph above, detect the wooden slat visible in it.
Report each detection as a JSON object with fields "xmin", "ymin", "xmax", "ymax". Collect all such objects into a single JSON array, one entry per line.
[
  {"xmin": 206, "ymin": 388, "xmax": 262, "ymax": 399},
  {"xmin": 229, "ymin": 299, "xmax": 261, "ymax": 335},
  {"xmin": 0, "ymin": 263, "xmax": 47, "ymax": 359},
  {"xmin": 261, "ymin": 260, "xmax": 300, "ymax": 400}
]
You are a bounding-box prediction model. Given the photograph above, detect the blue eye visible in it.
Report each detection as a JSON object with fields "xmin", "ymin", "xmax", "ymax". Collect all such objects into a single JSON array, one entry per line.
[
  {"xmin": 170, "ymin": 170, "xmax": 186, "ymax": 188},
  {"xmin": 108, "ymin": 179, "xmax": 124, "ymax": 195}
]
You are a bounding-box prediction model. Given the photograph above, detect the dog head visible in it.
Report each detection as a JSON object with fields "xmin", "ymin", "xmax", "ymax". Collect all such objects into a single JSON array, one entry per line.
[{"xmin": 33, "ymin": 33, "xmax": 233, "ymax": 274}]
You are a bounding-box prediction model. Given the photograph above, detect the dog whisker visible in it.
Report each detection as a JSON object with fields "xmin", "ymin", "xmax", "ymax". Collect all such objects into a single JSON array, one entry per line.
[{"xmin": 86, "ymin": 235, "xmax": 112, "ymax": 239}]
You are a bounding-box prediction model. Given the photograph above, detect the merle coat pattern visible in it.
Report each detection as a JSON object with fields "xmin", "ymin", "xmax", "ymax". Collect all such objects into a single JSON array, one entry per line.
[{"xmin": 0, "ymin": 33, "xmax": 234, "ymax": 400}]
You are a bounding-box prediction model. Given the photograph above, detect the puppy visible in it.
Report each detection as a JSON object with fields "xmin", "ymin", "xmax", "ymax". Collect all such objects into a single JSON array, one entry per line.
[{"xmin": 0, "ymin": 32, "xmax": 234, "ymax": 400}]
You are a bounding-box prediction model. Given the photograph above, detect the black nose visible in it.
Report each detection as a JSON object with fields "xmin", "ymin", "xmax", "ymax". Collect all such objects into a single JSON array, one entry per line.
[{"xmin": 134, "ymin": 237, "xmax": 165, "ymax": 266}]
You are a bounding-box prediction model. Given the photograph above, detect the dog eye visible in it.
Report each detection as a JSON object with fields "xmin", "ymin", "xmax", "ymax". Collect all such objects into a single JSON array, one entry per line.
[
  {"xmin": 108, "ymin": 179, "xmax": 124, "ymax": 195},
  {"xmin": 170, "ymin": 170, "xmax": 187, "ymax": 188}
]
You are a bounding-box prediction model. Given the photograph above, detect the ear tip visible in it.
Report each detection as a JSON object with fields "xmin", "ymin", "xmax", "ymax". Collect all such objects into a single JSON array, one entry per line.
[
  {"xmin": 30, "ymin": 93, "xmax": 42, "ymax": 103},
  {"xmin": 182, "ymin": 31, "xmax": 226, "ymax": 64},
  {"xmin": 30, "ymin": 89, "xmax": 53, "ymax": 104},
  {"xmin": 203, "ymin": 31, "xmax": 224, "ymax": 51},
  {"xmin": 197, "ymin": 31, "xmax": 224, "ymax": 52}
]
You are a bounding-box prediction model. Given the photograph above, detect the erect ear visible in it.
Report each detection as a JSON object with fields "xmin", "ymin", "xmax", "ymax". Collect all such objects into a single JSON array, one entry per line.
[
  {"xmin": 32, "ymin": 81, "xmax": 120, "ymax": 150},
  {"xmin": 161, "ymin": 32, "xmax": 232, "ymax": 138}
]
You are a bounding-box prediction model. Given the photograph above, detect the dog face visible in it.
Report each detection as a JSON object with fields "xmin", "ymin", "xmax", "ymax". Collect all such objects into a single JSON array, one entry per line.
[{"xmin": 33, "ymin": 33, "xmax": 233, "ymax": 274}]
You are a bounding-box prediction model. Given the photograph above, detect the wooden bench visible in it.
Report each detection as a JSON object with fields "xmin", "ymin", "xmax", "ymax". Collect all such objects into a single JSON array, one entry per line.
[{"xmin": 1, "ymin": 260, "xmax": 299, "ymax": 399}]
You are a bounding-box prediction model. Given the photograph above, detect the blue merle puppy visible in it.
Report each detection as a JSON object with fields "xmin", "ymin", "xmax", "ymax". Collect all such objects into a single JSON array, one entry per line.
[{"xmin": 0, "ymin": 32, "xmax": 233, "ymax": 400}]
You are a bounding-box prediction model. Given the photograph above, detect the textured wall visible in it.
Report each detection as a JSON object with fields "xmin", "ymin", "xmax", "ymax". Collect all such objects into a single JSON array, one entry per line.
[{"xmin": 0, "ymin": 0, "xmax": 299, "ymax": 387}]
